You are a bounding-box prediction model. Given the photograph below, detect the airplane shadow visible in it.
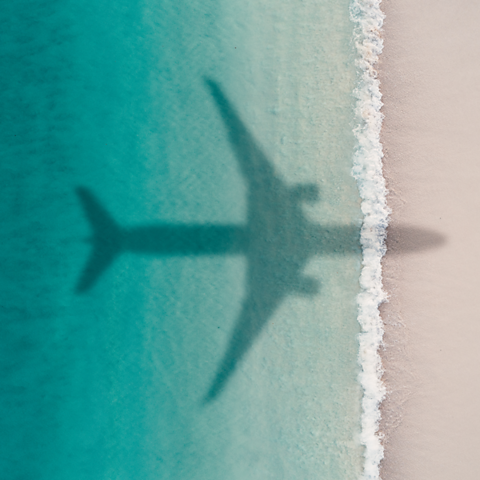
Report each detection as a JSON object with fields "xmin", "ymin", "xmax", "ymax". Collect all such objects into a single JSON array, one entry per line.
[{"xmin": 75, "ymin": 79, "xmax": 446, "ymax": 403}]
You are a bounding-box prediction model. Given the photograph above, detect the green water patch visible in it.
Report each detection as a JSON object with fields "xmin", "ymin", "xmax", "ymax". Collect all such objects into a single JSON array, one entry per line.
[{"xmin": 0, "ymin": 0, "xmax": 364, "ymax": 478}]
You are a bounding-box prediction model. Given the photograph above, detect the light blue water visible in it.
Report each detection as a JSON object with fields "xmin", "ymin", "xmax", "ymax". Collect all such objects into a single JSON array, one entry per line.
[{"xmin": 1, "ymin": 0, "xmax": 365, "ymax": 478}]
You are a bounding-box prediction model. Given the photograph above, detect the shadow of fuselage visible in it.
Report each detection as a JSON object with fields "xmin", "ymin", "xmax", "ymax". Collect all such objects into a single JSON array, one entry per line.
[{"xmin": 75, "ymin": 79, "xmax": 446, "ymax": 403}]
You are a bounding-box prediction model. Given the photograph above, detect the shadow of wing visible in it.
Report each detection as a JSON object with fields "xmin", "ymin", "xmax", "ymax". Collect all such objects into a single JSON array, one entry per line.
[
  {"xmin": 205, "ymin": 79, "xmax": 281, "ymax": 191},
  {"xmin": 203, "ymin": 79, "xmax": 288, "ymax": 402},
  {"xmin": 204, "ymin": 281, "xmax": 284, "ymax": 403}
]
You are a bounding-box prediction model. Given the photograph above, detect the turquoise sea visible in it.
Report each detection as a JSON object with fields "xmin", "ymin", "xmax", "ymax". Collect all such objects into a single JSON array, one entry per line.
[{"xmin": 1, "ymin": 0, "xmax": 370, "ymax": 478}]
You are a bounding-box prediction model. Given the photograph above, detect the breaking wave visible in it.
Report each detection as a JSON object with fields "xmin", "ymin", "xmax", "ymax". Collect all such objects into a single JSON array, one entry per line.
[{"xmin": 350, "ymin": 1, "xmax": 388, "ymax": 479}]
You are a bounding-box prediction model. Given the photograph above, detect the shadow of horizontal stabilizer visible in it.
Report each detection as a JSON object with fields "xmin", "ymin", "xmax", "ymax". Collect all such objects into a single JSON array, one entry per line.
[{"xmin": 75, "ymin": 187, "xmax": 124, "ymax": 293}]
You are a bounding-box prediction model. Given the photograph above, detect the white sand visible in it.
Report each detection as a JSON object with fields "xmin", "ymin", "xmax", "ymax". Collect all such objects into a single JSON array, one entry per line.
[{"xmin": 379, "ymin": 1, "xmax": 480, "ymax": 478}]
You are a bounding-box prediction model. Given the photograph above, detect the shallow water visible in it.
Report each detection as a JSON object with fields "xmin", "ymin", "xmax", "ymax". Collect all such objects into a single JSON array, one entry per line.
[{"xmin": 1, "ymin": 0, "xmax": 365, "ymax": 478}]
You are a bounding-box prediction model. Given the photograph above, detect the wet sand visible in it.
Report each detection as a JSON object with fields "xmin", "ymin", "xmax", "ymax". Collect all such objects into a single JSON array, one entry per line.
[{"xmin": 379, "ymin": 0, "xmax": 480, "ymax": 478}]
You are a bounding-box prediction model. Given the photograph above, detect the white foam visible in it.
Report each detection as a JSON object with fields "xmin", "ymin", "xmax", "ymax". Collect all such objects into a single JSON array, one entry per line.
[{"xmin": 349, "ymin": 1, "xmax": 388, "ymax": 479}]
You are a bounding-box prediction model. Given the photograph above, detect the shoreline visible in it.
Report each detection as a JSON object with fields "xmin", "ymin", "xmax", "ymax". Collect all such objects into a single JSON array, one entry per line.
[
  {"xmin": 350, "ymin": 1, "xmax": 387, "ymax": 477},
  {"xmin": 379, "ymin": 0, "xmax": 480, "ymax": 478}
]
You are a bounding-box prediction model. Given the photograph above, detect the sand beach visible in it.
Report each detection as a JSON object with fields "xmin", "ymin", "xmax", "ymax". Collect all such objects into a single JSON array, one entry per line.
[{"xmin": 379, "ymin": 0, "xmax": 480, "ymax": 478}]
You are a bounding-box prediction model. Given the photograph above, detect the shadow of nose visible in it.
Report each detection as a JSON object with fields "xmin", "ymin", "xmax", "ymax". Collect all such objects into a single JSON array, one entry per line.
[{"xmin": 386, "ymin": 225, "xmax": 446, "ymax": 253}]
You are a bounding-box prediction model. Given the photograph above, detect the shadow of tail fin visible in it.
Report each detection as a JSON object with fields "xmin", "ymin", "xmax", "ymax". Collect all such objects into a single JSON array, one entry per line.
[{"xmin": 75, "ymin": 187, "xmax": 124, "ymax": 293}]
